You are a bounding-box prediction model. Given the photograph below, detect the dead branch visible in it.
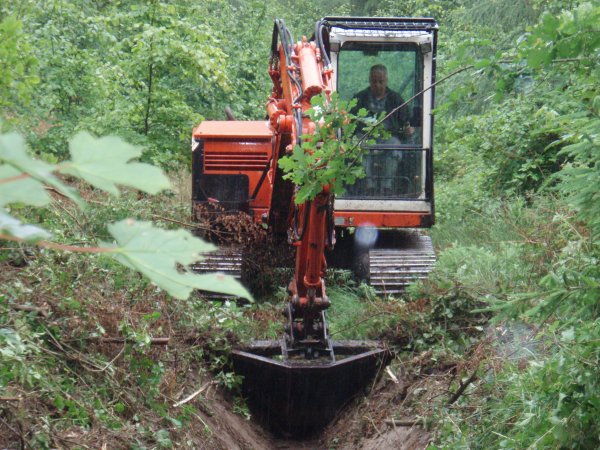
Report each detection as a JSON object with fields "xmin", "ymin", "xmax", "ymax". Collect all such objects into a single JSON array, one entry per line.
[
  {"xmin": 52, "ymin": 198, "xmax": 85, "ymax": 230},
  {"xmin": 173, "ymin": 381, "xmax": 215, "ymax": 408},
  {"xmin": 0, "ymin": 414, "xmax": 28, "ymax": 450},
  {"xmin": 10, "ymin": 304, "xmax": 49, "ymax": 317},
  {"xmin": 96, "ymin": 337, "xmax": 170, "ymax": 345},
  {"xmin": 385, "ymin": 418, "xmax": 422, "ymax": 427},
  {"xmin": 447, "ymin": 365, "xmax": 479, "ymax": 405},
  {"xmin": 44, "ymin": 185, "xmax": 70, "ymax": 199},
  {"xmin": 385, "ymin": 366, "xmax": 399, "ymax": 384},
  {"xmin": 151, "ymin": 214, "xmax": 196, "ymax": 229},
  {"xmin": 0, "ymin": 233, "xmax": 114, "ymax": 254}
]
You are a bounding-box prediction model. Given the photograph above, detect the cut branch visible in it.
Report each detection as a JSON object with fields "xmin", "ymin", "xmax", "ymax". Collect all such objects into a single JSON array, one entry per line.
[
  {"xmin": 447, "ymin": 366, "xmax": 479, "ymax": 405},
  {"xmin": 96, "ymin": 337, "xmax": 170, "ymax": 345},
  {"xmin": 0, "ymin": 233, "xmax": 115, "ymax": 254},
  {"xmin": 173, "ymin": 381, "xmax": 215, "ymax": 408},
  {"xmin": 385, "ymin": 418, "xmax": 422, "ymax": 427},
  {"xmin": 11, "ymin": 304, "xmax": 49, "ymax": 318},
  {"xmin": 151, "ymin": 214, "xmax": 196, "ymax": 229}
]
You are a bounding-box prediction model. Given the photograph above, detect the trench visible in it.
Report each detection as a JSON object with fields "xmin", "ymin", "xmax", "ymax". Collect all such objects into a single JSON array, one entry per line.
[
  {"xmin": 207, "ymin": 378, "xmax": 430, "ymax": 450},
  {"xmin": 203, "ymin": 371, "xmax": 431, "ymax": 450}
]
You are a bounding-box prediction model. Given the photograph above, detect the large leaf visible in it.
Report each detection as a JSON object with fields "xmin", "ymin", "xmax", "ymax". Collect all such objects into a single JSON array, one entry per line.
[
  {"xmin": 106, "ymin": 219, "xmax": 251, "ymax": 300},
  {"xmin": 0, "ymin": 132, "xmax": 83, "ymax": 208},
  {"xmin": 61, "ymin": 132, "xmax": 171, "ymax": 196},
  {"xmin": 0, "ymin": 210, "xmax": 50, "ymax": 241},
  {"xmin": 0, "ymin": 165, "xmax": 50, "ymax": 207}
]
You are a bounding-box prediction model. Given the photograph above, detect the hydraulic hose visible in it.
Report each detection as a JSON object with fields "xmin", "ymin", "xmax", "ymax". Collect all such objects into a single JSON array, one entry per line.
[
  {"xmin": 314, "ymin": 20, "xmax": 331, "ymax": 69},
  {"xmin": 272, "ymin": 19, "xmax": 304, "ymax": 147}
]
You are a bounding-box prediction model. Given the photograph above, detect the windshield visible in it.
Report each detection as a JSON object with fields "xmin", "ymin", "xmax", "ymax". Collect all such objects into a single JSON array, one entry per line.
[
  {"xmin": 337, "ymin": 42, "xmax": 423, "ymax": 147},
  {"xmin": 337, "ymin": 42, "xmax": 426, "ymax": 199}
]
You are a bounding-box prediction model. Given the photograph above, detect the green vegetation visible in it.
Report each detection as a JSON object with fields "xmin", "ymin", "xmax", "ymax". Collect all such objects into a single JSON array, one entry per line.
[
  {"xmin": 400, "ymin": 2, "xmax": 600, "ymax": 448},
  {"xmin": 1, "ymin": 0, "xmax": 599, "ymax": 448},
  {"xmin": 278, "ymin": 93, "xmax": 387, "ymax": 203}
]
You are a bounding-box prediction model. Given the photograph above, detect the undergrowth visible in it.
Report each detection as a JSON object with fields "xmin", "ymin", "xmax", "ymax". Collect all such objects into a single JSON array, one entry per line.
[
  {"xmin": 323, "ymin": 191, "xmax": 598, "ymax": 450},
  {"xmin": 0, "ymin": 183, "xmax": 263, "ymax": 448}
]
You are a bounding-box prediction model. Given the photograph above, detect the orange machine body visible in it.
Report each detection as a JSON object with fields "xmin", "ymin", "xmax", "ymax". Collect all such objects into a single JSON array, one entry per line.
[
  {"xmin": 192, "ymin": 121, "xmax": 276, "ymax": 221},
  {"xmin": 192, "ymin": 17, "xmax": 437, "ymax": 342},
  {"xmin": 192, "ymin": 120, "xmax": 431, "ymax": 229}
]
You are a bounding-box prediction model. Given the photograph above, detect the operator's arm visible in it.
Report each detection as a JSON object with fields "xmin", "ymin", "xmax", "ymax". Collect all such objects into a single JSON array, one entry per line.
[{"xmin": 387, "ymin": 90, "xmax": 415, "ymax": 139}]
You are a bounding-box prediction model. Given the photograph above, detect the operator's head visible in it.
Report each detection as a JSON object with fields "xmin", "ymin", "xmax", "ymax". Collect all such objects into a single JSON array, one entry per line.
[{"xmin": 369, "ymin": 64, "xmax": 388, "ymax": 99}]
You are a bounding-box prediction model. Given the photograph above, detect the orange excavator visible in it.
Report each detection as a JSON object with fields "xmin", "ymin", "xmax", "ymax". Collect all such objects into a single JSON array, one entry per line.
[{"xmin": 192, "ymin": 17, "xmax": 438, "ymax": 436}]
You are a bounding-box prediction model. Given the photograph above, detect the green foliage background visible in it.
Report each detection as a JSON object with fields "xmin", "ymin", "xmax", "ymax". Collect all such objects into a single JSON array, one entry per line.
[{"xmin": 1, "ymin": 0, "xmax": 599, "ymax": 448}]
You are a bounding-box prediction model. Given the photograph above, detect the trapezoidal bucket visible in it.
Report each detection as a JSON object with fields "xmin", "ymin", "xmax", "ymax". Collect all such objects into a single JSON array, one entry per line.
[{"xmin": 232, "ymin": 339, "xmax": 391, "ymax": 438}]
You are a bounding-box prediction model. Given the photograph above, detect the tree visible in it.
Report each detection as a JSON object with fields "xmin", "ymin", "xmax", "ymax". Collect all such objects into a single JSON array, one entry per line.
[{"xmin": 0, "ymin": 14, "xmax": 38, "ymax": 116}]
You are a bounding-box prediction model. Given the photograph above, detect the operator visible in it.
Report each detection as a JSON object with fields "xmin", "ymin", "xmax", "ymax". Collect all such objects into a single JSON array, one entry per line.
[
  {"xmin": 351, "ymin": 64, "xmax": 415, "ymax": 195},
  {"xmin": 352, "ymin": 64, "xmax": 414, "ymax": 143}
]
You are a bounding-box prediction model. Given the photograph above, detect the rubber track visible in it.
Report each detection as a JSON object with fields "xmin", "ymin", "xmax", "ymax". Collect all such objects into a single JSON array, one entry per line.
[
  {"xmin": 191, "ymin": 247, "xmax": 243, "ymax": 300},
  {"xmin": 369, "ymin": 233, "xmax": 436, "ymax": 295}
]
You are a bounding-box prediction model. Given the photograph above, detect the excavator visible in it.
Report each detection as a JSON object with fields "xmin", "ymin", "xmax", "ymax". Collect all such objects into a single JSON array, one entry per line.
[{"xmin": 191, "ymin": 17, "xmax": 438, "ymax": 437}]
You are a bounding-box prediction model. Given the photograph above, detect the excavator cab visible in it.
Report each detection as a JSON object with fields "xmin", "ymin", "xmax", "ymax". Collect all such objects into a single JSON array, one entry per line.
[
  {"xmin": 326, "ymin": 17, "xmax": 437, "ymax": 221},
  {"xmin": 338, "ymin": 41, "xmax": 425, "ymax": 198},
  {"xmin": 322, "ymin": 18, "xmax": 438, "ymax": 295}
]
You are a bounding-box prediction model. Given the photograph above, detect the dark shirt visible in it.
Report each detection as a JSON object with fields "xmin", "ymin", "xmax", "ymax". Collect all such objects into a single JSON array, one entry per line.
[{"xmin": 352, "ymin": 87, "xmax": 409, "ymax": 135}]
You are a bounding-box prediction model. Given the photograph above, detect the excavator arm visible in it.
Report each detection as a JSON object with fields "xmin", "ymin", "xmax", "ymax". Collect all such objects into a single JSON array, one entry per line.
[{"xmin": 266, "ymin": 20, "xmax": 336, "ymax": 358}]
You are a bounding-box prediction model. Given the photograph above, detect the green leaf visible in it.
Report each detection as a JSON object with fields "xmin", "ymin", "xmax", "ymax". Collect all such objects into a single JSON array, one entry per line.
[
  {"xmin": 474, "ymin": 59, "xmax": 490, "ymax": 69},
  {"xmin": 54, "ymin": 395, "xmax": 65, "ymax": 411},
  {"xmin": 515, "ymin": 412, "xmax": 535, "ymax": 427},
  {"xmin": 526, "ymin": 46, "xmax": 553, "ymax": 69},
  {"xmin": 592, "ymin": 96, "xmax": 600, "ymax": 113},
  {"xmin": 0, "ymin": 165, "xmax": 50, "ymax": 207},
  {"xmin": 61, "ymin": 132, "xmax": 171, "ymax": 196},
  {"xmin": 561, "ymin": 328, "xmax": 575, "ymax": 342},
  {"xmin": 0, "ymin": 210, "xmax": 51, "ymax": 240},
  {"xmin": 0, "ymin": 132, "xmax": 83, "ymax": 208},
  {"xmin": 539, "ymin": 12, "xmax": 560, "ymax": 40},
  {"xmin": 114, "ymin": 402, "xmax": 125, "ymax": 413},
  {"xmin": 106, "ymin": 219, "xmax": 251, "ymax": 300}
]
